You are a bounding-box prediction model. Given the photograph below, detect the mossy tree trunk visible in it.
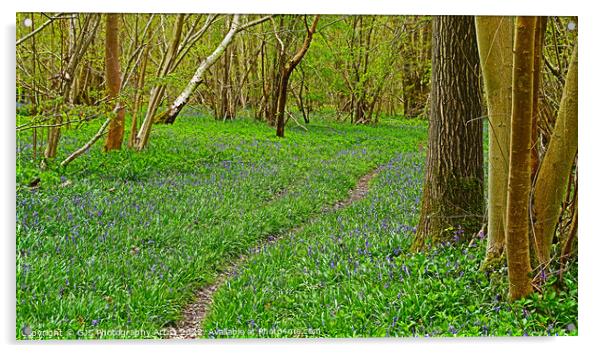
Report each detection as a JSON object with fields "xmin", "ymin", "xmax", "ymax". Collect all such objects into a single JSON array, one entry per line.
[
  {"xmin": 412, "ymin": 16, "xmax": 484, "ymax": 251},
  {"xmin": 532, "ymin": 43, "xmax": 578, "ymax": 266},
  {"xmin": 475, "ymin": 16, "xmax": 514, "ymax": 267},
  {"xmin": 103, "ymin": 13, "xmax": 126, "ymax": 151},
  {"xmin": 506, "ymin": 16, "xmax": 537, "ymax": 301}
]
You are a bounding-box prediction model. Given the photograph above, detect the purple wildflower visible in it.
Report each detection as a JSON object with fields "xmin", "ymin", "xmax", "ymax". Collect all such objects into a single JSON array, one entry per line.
[
  {"xmin": 402, "ymin": 264, "xmax": 410, "ymax": 277},
  {"xmin": 477, "ymin": 230, "xmax": 486, "ymax": 240}
]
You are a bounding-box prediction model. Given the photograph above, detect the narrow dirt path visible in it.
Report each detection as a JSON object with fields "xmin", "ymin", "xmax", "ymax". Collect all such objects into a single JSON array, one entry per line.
[{"xmin": 165, "ymin": 165, "xmax": 384, "ymax": 339}]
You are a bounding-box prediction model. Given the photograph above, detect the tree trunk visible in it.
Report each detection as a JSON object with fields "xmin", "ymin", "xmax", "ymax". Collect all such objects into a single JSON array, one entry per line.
[
  {"xmin": 160, "ymin": 15, "xmax": 272, "ymax": 125},
  {"xmin": 530, "ymin": 17, "xmax": 548, "ymax": 180},
  {"xmin": 532, "ymin": 43, "xmax": 578, "ymax": 266},
  {"xmin": 134, "ymin": 14, "xmax": 185, "ymax": 150},
  {"xmin": 219, "ymin": 42, "xmax": 235, "ymax": 120},
  {"xmin": 128, "ymin": 45, "xmax": 149, "ymax": 148},
  {"xmin": 295, "ymin": 67, "xmax": 310, "ymax": 124},
  {"xmin": 275, "ymin": 15, "xmax": 320, "ymax": 137},
  {"xmin": 161, "ymin": 15, "xmax": 240, "ymax": 125},
  {"xmin": 264, "ymin": 16, "xmax": 289, "ymax": 127},
  {"xmin": 103, "ymin": 13, "xmax": 126, "ymax": 151},
  {"xmin": 412, "ymin": 16, "xmax": 484, "ymax": 251},
  {"xmin": 44, "ymin": 14, "xmax": 100, "ymax": 160},
  {"xmin": 475, "ymin": 16, "xmax": 513, "ymax": 267},
  {"xmin": 506, "ymin": 16, "xmax": 537, "ymax": 301},
  {"xmin": 215, "ymin": 17, "xmax": 237, "ymax": 121}
]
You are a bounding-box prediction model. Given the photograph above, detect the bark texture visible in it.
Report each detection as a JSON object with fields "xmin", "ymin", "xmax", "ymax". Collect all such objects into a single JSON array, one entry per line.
[
  {"xmin": 475, "ymin": 16, "xmax": 513, "ymax": 266},
  {"xmin": 275, "ymin": 15, "xmax": 320, "ymax": 137},
  {"xmin": 530, "ymin": 17, "xmax": 547, "ymax": 179},
  {"xmin": 506, "ymin": 16, "xmax": 537, "ymax": 301},
  {"xmin": 103, "ymin": 13, "xmax": 126, "ymax": 151},
  {"xmin": 413, "ymin": 16, "xmax": 484, "ymax": 251},
  {"xmin": 532, "ymin": 43, "xmax": 578, "ymax": 265}
]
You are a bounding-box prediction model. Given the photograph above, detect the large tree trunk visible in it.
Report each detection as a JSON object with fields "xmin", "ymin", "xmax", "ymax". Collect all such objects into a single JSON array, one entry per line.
[
  {"xmin": 532, "ymin": 43, "xmax": 578, "ymax": 266},
  {"xmin": 412, "ymin": 16, "xmax": 484, "ymax": 251},
  {"xmin": 103, "ymin": 13, "xmax": 126, "ymax": 151},
  {"xmin": 506, "ymin": 16, "xmax": 537, "ymax": 301},
  {"xmin": 275, "ymin": 15, "xmax": 320, "ymax": 137},
  {"xmin": 475, "ymin": 16, "xmax": 513, "ymax": 268}
]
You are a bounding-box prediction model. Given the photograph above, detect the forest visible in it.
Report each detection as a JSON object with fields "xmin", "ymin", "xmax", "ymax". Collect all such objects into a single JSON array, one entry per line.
[{"xmin": 15, "ymin": 13, "xmax": 578, "ymax": 339}]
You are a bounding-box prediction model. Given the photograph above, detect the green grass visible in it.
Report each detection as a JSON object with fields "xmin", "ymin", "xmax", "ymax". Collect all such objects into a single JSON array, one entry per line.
[
  {"xmin": 16, "ymin": 111, "xmax": 427, "ymax": 339},
  {"xmin": 204, "ymin": 152, "xmax": 578, "ymax": 338},
  {"xmin": 15, "ymin": 111, "xmax": 578, "ymax": 339}
]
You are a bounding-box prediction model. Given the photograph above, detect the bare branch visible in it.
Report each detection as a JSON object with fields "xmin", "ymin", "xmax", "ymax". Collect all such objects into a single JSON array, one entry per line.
[
  {"xmin": 236, "ymin": 15, "xmax": 274, "ymax": 33},
  {"xmin": 60, "ymin": 105, "xmax": 121, "ymax": 167},
  {"xmin": 16, "ymin": 13, "xmax": 67, "ymax": 46}
]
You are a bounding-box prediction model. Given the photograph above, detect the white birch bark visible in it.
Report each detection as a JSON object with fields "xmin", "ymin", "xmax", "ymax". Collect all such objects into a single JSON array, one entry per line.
[{"xmin": 162, "ymin": 15, "xmax": 241, "ymax": 123}]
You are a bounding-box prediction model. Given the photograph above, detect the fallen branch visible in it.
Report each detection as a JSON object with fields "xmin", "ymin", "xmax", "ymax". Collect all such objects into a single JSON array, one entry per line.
[
  {"xmin": 60, "ymin": 105, "xmax": 120, "ymax": 167},
  {"xmin": 286, "ymin": 111, "xmax": 308, "ymax": 131}
]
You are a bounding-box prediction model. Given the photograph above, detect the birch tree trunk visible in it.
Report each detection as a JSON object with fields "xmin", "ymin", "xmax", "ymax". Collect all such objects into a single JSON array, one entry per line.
[
  {"xmin": 160, "ymin": 15, "xmax": 241, "ymax": 125},
  {"xmin": 159, "ymin": 15, "xmax": 272, "ymax": 125},
  {"xmin": 506, "ymin": 16, "xmax": 537, "ymax": 301},
  {"xmin": 475, "ymin": 16, "xmax": 513, "ymax": 268}
]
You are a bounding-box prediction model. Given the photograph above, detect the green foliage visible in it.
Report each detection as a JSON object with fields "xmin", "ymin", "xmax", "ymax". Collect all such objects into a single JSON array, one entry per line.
[
  {"xmin": 16, "ymin": 111, "xmax": 426, "ymax": 339},
  {"xmin": 14, "ymin": 12, "xmax": 578, "ymax": 339},
  {"xmin": 204, "ymin": 153, "xmax": 578, "ymax": 338}
]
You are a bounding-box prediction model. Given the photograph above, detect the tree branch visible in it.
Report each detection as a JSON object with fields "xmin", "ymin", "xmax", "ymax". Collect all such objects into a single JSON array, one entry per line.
[
  {"xmin": 16, "ymin": 13, "xmax": 66, "ymax": 46},
  {"xmin": 60, "ymin": 105, "xmax": 120, "ymax": 167}
]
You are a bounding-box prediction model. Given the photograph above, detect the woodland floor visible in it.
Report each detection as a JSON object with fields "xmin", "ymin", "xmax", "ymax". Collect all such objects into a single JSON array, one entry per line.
[
  {"xmin": 167, "ymin": 164, "xmax": 385, "ymax": 338},
  {"xmin": 16, "ymin": 110, "xmax": 577, "ymax": 339}
]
